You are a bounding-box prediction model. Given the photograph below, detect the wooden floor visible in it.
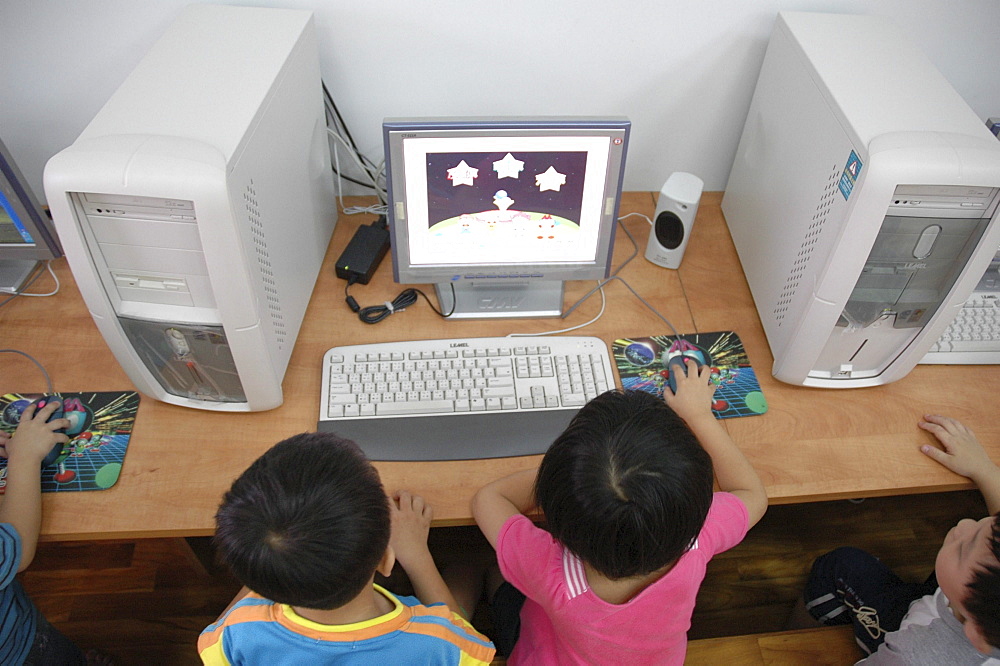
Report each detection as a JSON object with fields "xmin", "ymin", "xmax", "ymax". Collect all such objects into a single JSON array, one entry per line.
[{"xmin": 20, "ymin": 489, "xmax": 986, "ymax": 665}]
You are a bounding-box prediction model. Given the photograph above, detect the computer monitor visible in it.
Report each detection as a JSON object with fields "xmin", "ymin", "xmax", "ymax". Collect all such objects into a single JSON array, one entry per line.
[
  {"xmin": 383, "ymin": 117, "xmax": 630, "ymax": 318},
  {"xmin": 0, "ymin": 137, "xmax": 62, "ymax": 293}
]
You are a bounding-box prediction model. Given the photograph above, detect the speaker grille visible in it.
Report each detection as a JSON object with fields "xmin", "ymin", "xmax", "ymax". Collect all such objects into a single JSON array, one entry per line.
[
  {"xmin": 773, "ymin": 165, "xmax": 840, "ymax": 326},
  {"xmin": 655, "ymin": 211, "xmax": 685, "ymax": 249},
  {"xmin": 243, "ymin": 179, "xmax": 287, "ymax": 350}
]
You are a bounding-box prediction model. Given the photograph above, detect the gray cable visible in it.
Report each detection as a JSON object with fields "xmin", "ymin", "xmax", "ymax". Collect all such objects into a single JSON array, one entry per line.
[
  {"xmin": 0, "ymin": 349, "xmax": 55, "ymax": 393},
  {"xmin": 559, "ymin": 216, "xmax": 681, "ymax": 338}
]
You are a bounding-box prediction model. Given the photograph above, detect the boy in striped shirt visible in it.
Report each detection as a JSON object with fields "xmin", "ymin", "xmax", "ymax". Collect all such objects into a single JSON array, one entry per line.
[{"xmin": 199, "ymin": 432, "xmax": 494, "ymax": 665}]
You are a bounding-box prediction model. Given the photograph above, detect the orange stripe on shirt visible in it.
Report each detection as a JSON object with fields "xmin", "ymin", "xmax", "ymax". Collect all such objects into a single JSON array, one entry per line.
[
  {"xmin": 403, "ymin": 611, "xmax": 495, "ymax": 663},
  {"xmin": 198, "ymin": 601, "xmax": 275, "ymax": 652},
  {"xmin": 281, "ymin": 602, "xmax": 493, "ymax": 660},
  {"xmin": 275, "ymin": 590, "xmax": 411, "ymax": 641}
]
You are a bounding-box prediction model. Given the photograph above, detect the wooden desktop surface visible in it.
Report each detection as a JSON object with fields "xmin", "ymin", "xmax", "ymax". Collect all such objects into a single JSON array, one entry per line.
[{"xmin": 4, "ymin": 192, "xmax": 997, "ymax": 541}]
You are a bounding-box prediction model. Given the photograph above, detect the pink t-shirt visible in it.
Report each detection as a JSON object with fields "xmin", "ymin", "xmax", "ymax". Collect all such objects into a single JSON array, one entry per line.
[{"xmin": 497, "ymin": 492, "xmax": 749, "ymax": 665}]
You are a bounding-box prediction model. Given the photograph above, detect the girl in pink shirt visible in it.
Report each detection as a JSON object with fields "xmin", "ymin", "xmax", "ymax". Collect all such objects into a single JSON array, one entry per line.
[{"xmin": 473, "ymin": 359, "xmax": 769, "ymax": 665}]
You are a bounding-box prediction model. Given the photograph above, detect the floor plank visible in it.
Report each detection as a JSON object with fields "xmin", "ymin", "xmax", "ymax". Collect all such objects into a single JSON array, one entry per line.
[{"xmin": 758, "ymin": 626, "xmax": 860, "ymax": 665}]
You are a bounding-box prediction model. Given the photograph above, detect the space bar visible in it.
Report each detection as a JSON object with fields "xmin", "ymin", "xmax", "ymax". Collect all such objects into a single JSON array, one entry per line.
[
  {"xmin": 377, "ymin": 400, "xmax": 455, "ymax": 416},
  {"xmin": 950, "ymin": 340, "xmax": 1000, "ymax": 352}
]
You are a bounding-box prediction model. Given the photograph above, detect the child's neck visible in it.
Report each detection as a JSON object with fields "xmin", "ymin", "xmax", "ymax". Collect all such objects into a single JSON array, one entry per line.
[
  {"xmin": 584, "ymin": 561, "xmax": 677, "ymax": 605},
  {"xmin": 292, "ymin": 585, "xmax": 394, "ymax": 626}
]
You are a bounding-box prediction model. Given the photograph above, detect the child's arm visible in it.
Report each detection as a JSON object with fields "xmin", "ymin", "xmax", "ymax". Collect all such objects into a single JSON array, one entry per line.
[
  {"xmin": 919, "ymin": 414, "xmax": 1000, "ymax": 515},
  {"xmin": 471, "ymin": 468, "xmax": 536, "ymax": 549},
  {"xmin": 664, "ymin": 358, "xmax": 768, "ymax": 527},
  {"xmin": 0, "ymin": 401, "xmax": 69, "ymax": 571},
  {"xmin": 389, "ymin": 490, "xmax": 465, "ymax": 618}
]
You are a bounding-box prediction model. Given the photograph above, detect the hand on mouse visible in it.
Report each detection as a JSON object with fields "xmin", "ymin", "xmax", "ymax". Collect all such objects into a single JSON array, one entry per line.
[
  {"xmin": 3, "ymin": 401, "xmax": 70, "ymax": 467},
  {"xmin": 663, "ymin": 358, "xmax": 717, "ymax": 424}
]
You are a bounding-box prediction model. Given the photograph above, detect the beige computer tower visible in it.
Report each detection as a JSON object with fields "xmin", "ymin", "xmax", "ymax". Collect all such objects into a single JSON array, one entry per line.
[
  {"xmin": 722, "ymin": 12, "xmax": 1000, "ymax": 388},
  {"xmin": 44, "ymin": 5, "xmax": 337, "ymax": 411}
]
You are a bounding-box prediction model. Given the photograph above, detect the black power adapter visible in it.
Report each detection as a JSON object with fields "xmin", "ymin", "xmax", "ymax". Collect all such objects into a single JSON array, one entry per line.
[
  {"xmin": 337, "ymin": 215, "xmax": 452, "ymax": 323},
  {"xmin": 335, "ymin": 216, "xmax": 390, "ymax": 285}
]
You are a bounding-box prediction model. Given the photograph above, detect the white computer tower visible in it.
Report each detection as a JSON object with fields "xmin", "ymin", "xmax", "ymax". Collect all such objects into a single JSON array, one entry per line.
[
  {"xmin": 722, "ymin": 11, "xmax": 1000, "ymax": 388},
  {"xmin": 43, "ymin": 5, "xmax": 337, "ymax": 411}
]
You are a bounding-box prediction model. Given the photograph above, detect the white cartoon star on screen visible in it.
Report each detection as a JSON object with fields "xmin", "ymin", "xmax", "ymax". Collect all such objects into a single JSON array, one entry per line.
[
  {"xmin": 447, "ymin": 160, "xmax": 479, "ymax": 187},
  {"xmin": 493, "ymin": 153, "xmax": 525, "ymax": 179},
  {"xmin": 535, "ymin": 166, "xmax": 567, "ymax": 192}
]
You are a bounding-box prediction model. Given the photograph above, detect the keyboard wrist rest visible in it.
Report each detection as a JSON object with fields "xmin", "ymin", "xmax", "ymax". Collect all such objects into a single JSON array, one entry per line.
[{"xmin": 317, "ymin": 409, "xmax": 578, "ymax": 461}]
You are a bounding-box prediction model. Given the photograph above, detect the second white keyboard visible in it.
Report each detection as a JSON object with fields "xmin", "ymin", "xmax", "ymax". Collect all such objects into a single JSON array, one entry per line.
[
  {"xmin": 922, "ymin": 293, "xmax": 1000, "ymax": 364},
  {"xmin": 317, "ymin": 336, "xmax": 615, "ymax": 461}
]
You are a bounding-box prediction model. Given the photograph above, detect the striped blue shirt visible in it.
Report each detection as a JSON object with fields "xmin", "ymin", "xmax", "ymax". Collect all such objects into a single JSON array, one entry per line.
[
  {"xmin": 1, "ymin": 523, "xmax": 36, "ymax": 666},
  {"xmin": 199, "ymin": 585, "xmax": 495, "ymax": 665}
]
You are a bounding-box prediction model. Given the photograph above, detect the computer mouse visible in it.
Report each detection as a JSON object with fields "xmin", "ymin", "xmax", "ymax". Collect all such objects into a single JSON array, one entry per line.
[
  {"xmin": 666, "ymin": 352, "xmax": 706, "ymax": 395},
  {"xmin": 25, "ymin": 396, "xmax": 67, "ymax": 467}
]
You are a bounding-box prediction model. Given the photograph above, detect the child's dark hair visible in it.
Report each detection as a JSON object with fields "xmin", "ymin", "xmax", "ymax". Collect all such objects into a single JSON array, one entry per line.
[
  {"xmin": 535, "ymin": 390, "xmax": 714, "ymax": 579},
  {"xmin": 964, "ymin": 512, "xmax": 1000, "ymax": 649},
  {"xmin": 212, "ymin": 432, "xmax": 390, "ymax": 609}
]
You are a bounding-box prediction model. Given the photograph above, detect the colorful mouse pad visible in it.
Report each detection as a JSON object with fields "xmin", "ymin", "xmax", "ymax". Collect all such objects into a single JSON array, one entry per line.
[
  {"xmin": 0, "ymin": 391, "xmax": 139, "ymax": 493},
  {"xmin": 612, "ymin": 331, "xmax": 767, "ymax": 419}
]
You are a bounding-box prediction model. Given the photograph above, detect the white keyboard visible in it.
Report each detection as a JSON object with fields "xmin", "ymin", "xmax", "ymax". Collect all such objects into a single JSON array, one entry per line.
[
  {"xmin": 922, "ymin": 293, "xmax": 1000, "ymax": 364},
  {"xmin": 318, "ymin": 336, "xmax": 615, "ymax": 461}
]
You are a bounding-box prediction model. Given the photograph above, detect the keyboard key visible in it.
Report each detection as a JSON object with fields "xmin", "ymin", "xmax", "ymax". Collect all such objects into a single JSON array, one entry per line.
[{"xmin": 949, "ymin": 339, "xmax": 1000, "ymax": 352}]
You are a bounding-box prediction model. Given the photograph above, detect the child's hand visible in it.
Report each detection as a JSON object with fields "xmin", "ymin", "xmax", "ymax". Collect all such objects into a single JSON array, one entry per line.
[
  {"xmin": 0, "ymin": 430, "xmax": 11, "ymax": 458},
  {"xmin": 5, "ymin": 401, "xmax": 69, "ymax": 466},
  {"xmin": 663, "ymin": 358, "xmax": 717, "ymax": 423},
  {"xmin": 389, "ymin": 490, "xmax": 434, "ymax": 572},
  {"xmin": 918, "ymin": 415, "xmax": 996, "ymax": 481}
]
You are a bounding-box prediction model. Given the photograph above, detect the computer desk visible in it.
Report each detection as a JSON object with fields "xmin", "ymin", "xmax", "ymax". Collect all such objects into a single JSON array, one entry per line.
[{"xmin": 3, "ymin": 192, "xmax": 997, "ymax": 541}]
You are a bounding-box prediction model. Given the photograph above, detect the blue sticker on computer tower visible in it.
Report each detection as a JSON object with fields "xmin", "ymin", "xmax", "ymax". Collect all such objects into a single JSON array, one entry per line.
[{"xmin": 839, "ymin": 150, "xmax": 863, "ymax": 200}]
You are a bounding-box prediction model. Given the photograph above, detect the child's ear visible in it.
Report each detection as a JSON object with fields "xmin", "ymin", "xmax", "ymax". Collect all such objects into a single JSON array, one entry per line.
[
  {"xmin": 376, "ymin": 546, "xmax": 395, "ymax": 578},
  {"xmin": 963, "ymin": 617, "xmax": 993, "ymax": 654}
]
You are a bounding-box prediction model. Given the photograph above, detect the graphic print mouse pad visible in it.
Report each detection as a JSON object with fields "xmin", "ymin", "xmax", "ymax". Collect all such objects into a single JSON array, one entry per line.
[
  {"xmin": 0, "ymin": 391, "xmax": 140, "ymax": 493},
  {"xmin": 612, "ymin": 331, "xmax": 767, "ymax": 419}
]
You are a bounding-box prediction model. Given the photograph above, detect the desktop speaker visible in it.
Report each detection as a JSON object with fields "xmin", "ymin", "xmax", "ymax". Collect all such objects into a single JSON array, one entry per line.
[{"xmin": 644, "ymin": 172, "xmax": 704, "ymax": 269}]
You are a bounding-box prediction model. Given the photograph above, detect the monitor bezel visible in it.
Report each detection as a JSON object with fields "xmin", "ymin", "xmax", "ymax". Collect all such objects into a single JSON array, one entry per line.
[
  {"xmin": 0, "ymin": 137, "xmax": 62, "ymax": 262},
  {"xmin": 383, "ymin": 117, "xmax": 629, "ymax": 287}
]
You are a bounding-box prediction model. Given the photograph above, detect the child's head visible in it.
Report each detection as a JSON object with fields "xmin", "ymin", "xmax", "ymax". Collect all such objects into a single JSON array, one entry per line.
[
  {"xmin": 535, "ymin": 390, "xmax": 714, "ymax": 579},
  {"xmin": 213, "ymin": 432, "xmax": 390, "ymax": 610},
  {"xmin": 935, "ymin": 512, "xmax": 1000, "ymax": 653}
]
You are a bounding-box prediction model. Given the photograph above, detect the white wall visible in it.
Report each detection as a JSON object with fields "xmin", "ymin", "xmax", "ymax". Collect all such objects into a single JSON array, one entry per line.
[{"xmin": 3, "ymin": 0, "xmax": 999, "ymax": 202}]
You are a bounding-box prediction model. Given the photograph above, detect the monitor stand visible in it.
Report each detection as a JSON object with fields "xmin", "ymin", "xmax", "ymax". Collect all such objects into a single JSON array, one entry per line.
[
  {"xmin": 435, "ymin": 279, "xmax": 565, "ymax": 319},
  {"xmin": 0, "ymin": 259, "xmax": 40, "ymax": 294}
]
